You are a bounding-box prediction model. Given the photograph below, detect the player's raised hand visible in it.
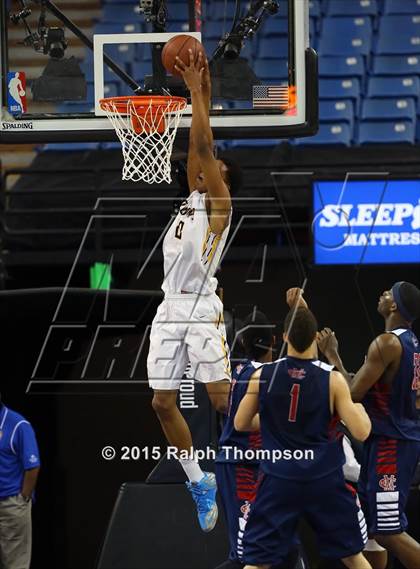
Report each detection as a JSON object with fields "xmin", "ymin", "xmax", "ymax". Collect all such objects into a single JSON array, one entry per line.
[
  {"xmin": 317, "ymin": 327, "xmax": 339, "ymax": 357},
  {"xmin": 286, "ymin": 287, "xmax": 308, "ymax": 309},
  {"xmin": 175, "ymin": 50, "xmax": 205, "ymax": 93}
]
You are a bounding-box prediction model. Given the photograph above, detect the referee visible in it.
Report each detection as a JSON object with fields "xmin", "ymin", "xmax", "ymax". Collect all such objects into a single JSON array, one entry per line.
[{"xmin": 0, "ymin": 394, "xmax": 40, "ymax": 569}]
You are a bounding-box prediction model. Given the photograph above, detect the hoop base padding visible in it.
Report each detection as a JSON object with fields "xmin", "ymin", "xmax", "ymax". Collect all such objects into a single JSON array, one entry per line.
[{"xmin": 99, "ymin": 96, "xmax": 187, "ymax": 184}]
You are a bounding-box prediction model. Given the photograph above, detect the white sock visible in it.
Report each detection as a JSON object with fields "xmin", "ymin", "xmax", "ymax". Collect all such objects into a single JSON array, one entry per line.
[{"xmin": 179, "ymin": 457, "xmax": 204, "ymax": 483}]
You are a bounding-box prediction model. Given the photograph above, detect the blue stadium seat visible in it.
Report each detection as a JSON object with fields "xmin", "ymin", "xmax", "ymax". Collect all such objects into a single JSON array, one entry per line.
[
  {"xmin": 103, "ymin": 62, "xmax": 130, "ymax": 82},
  {"xmin": 102, "ymin": 4, "xmax": 141, "ymax": 23},
  {"xmin": 103, "ymin": 43, "xmax": 136, "ymax": 63},
  {"xmin": 309, "ymin": 18, "xmax": 316, "ymax": 38},
  {"xmin": 384, "ymin": 0, "xmax": 420, "ymax": 14},
  {"xmin": 230, "ymin": 139, "xmax": 279, "ymax": 148},
  {"xmin": 357, "ymin": 120, "xmax": 415, "ymax": 144},
  {"xmin": 322, "ymin": 15, "xmax": 373, "ymax": 34},
  {"xmin": 79, "ymin": 60, "xmax": 93, "ymax": 78},
  {"xmin": 93, "ymin": 22, "xmax": 142, "ymax": 35},
  {"xmin": 56, "ymin": 103, "xmax": 95, "ymax": 114},
  {"xmin": 102, "ymin": 82, "xmax": 120, "ymax": 98},
  {"xmin": 257, "ymin": 37, "xmax": 289, "ymax": 58},
  {"xmin": 276, "ymin": 0, "xmax": 289, "ymax": 18},
  {"xmin": 262, "ymin": 78, "xmax": 288, "ymax": 86},
  {"xmin": 208, "ymin": 101, "xmax": 231, "ymax": 112},
  {"xmin": 375, "ymin": 33, "xmax": 420, "ymax": 54},
  {"xmin": 84, "ymin": 42, "xmax": 144, "ymax": 69},
  {"xmin": 262, "ymin": 17, "xmax": 289, "ymax": 36},
  {"xmin": 166, "ymin": 21, "xmax": 190, "ymax": 32},
  {"xmin": 294, "ymin": 123, "xmax": 352, "ymax": 146},
  {"xmin": 209, "ymin": 2, "xmax": 238, "ymax": 20},
  {"xmin": 309, "ymin": 0, "xmax": 321, "ymax": 19},
  {"xmin": 379, "ymin": 14, "xmax": 420, "ymax": 40},
  {"xmin": 83, "ymin": 46, "xmax": 96, "ymax": 63},
  {"xmin": 367, "ymin": 75, "xmax": 420, "ymax": 98},
  {"xmin": 326, "ymin": 0, "xmax": 379, "ymax": 17},
  {"xmin": 361, "ymin": 97, "xmax": 416, "ymax": 120},
  {"xmin": 167, "ymin": 3, "xmax": 189, "ymax": 21},
  {"xmin": 131, "ymin": 61, "xmax": 152, "ymax": 81},
  {"xmin": 381, "ymin": 14, "xmax": 420, "ymax": 32},
  {"xmin": 416, "ymin": 119, "xmax": 420, "ymax": 142},
  {"xmin": 318, "ymin": 17, "xmax": 373, "ymax": 56},
  {"xmin": 202, "ymin": 39, "xmax": 219, "ymax": 58},
  {"xmin": 319, "ymin": 56, "xmax": 365, "ymax": 77},
  {"xmin": 373, "ymin": 54, "xmax": 420, "ymax": 75},
  {"xmin": 254, "ymin": 58, "xmax": 288, "ymax": 81},
  {"xmin": 319, "ymin": 99, "xmax": 355, "ymax": 125},
  {"xmin": 203, "ymin": 21, "xmax": 223, "ymax": 39},
  {"xmin": 376, "ymin": 15, "xmax": 420, "ymax": 54},
  {"xmin": 136, "ymin": 44, "xmax": 152, "ymax": 61},
  {"xmin": 85, "ymin": 81, "xmax": 119, "ymax": 103},
  {"xmin": 229, "ymin": 100, "xmax": 253, "ymax": 110},
  {"xmin": 241, "ymin": 41, "xmax": 255, "ymax": 60},
  {"xmin": 43, "ymin": 142, "xmax": 100, "ymax": 151},
  {"xmin": 319, "ymin": 78, "xmax": 361, "ymax": 103}
]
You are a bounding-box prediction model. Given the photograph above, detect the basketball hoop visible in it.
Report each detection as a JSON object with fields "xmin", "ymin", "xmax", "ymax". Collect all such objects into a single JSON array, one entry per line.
[{"xmin": 99, "ymin": 95, "xmax": 187, "ymax": 184}]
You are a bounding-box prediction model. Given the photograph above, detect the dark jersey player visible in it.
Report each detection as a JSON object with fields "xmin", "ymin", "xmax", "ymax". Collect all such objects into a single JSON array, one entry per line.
[
  {"xmin": 215, "ymin": 310, "xmax": 270, "ymax": 569},
  {"xmin": 215, "ymin": 308, "xmax": 304, "ymax": 569},
  {"xmin": 235, "ymin": 302, "xmax": 373, "ymax": 569},
  {"xmin": 317, "ymin": 281, "xmax": 420, "ymax": 569}
]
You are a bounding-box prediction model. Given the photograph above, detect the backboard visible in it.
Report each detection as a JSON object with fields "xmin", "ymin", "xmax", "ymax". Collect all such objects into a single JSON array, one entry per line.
[{"xmin": 1, "ymin": 0, "xmax": 317, "ymax": 143}]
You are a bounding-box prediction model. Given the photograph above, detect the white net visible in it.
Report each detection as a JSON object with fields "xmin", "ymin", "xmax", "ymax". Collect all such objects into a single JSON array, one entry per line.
[{"xmin": 100, "ymin": 96, "xmax": 187, "ymax": 184}]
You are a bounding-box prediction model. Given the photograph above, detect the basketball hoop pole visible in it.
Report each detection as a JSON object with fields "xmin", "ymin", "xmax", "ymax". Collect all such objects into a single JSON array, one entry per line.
[
  {"xmin": 188, "ymin": 0, "xmax": 201, "ymax": 32},
  {"xmin": 148, "ymin": 1, "xmax": 170, "ymax": 95}
]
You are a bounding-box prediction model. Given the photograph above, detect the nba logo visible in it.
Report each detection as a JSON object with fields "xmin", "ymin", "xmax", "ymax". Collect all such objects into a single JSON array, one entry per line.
[{"xmin": 7, "ymin": 71, "xmax": 27, "ymax": 115}]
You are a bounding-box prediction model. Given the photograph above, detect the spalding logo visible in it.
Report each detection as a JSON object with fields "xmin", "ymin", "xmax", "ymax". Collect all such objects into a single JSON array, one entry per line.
[{"xmin": 2, "ymin": 121, "xmax": 34, "ymax": 130}]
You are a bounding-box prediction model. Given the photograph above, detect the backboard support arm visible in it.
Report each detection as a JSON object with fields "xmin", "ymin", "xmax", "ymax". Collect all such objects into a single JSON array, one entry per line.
[{"xmin": 35, "ymin": 0, "xmax": 142, "ymax": 93}]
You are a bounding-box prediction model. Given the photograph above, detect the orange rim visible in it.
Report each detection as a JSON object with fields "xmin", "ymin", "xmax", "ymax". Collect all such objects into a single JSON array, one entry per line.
[{"xmin": 99, "ymin": 95, "xmax": 187, "ymax": 115}]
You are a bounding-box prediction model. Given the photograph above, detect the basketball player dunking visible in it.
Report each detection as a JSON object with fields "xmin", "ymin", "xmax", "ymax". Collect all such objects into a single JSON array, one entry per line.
[
  {"xmin": 317, "ymin": 282, "xmax": 420, "ymax": 569},
  {"xmin": 147, "ymin": 50, "xmax": 242, "ymax": 531}
]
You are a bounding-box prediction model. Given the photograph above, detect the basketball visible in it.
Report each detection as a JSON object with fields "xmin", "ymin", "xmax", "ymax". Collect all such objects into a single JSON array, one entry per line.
[{"xmin": 161, "ymin": 34, "xmax": 203, "ymax": 77}]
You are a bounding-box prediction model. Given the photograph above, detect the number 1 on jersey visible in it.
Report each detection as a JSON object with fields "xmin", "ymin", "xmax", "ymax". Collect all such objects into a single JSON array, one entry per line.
[
  {"xmin": 175, "ymin": 221, "xmax": 184, "ymax": 240},
  {"xmin": 288, "ymin": 383, "xmax": 301, "ymax": 422}
]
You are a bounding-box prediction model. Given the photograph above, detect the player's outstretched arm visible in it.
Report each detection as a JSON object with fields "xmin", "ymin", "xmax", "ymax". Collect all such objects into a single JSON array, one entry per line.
[
  {"xmin": 186, "ymin": 55, "xmax": 212, "ymax": 193},
  {"xmin": 286, "ymin": 287, "xmax": 308, "ymax": 309},
  {"xmin": 350, "ymin": 334, "xmax": 402, "ymax": 402},
  {"xmin": 317, "ymin": 328, "xmax": 353, "ymax": 385},
  {"xmin": 331, "ymin": 371, "xmax": 371, "ymax": 441},
  {"xmin": 234, "ymin": 369, "xmax": 261, "ymax": 432},
  {"xmin": 176, "ymin": 52, "xmax": 231, "ymax": 234}
]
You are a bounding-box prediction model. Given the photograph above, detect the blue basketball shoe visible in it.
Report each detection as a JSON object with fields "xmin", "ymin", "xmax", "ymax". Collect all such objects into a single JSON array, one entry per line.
[{"xmin": 186, "ymin": 472, "xmax": 218, "ymax": 532}]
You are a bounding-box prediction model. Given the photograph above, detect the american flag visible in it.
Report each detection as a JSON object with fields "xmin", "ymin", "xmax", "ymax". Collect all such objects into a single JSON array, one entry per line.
[{"xmin": 252, "ymin": 85, "xmax": 289, "ymax": 109}]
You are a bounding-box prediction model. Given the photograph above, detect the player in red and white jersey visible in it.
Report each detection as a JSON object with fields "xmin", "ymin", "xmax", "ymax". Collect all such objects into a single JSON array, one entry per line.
[{"xmin": 318, "ymin": 281, "xmax": 420, "ymax": 569}]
